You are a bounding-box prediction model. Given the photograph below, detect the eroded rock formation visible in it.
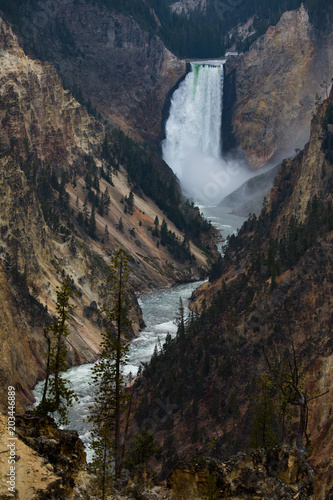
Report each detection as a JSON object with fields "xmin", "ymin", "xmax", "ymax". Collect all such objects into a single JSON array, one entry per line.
[
  {"xmin": 0, "ymin": 16, "xmax": 214, "ymax": 409},
  {"xmin": 168, "ymin": 447, "xmax": 313, "ymax": 499}
]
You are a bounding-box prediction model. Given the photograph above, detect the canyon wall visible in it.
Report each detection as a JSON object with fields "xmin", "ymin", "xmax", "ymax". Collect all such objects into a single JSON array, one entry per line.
[
  {"xmin": 16, "ymin": 0, "xmax": 186, "ymax": 144},
  {"xmin": 0, "ymin": 17, "xmax": 213, "ymax": 408},
  {"xmin": 224, "ymin": 5, "xmax": 333, "ymax": 169},
  {"xmin": 133, "ymin": 87, "xmax": 333, "ymax": 499}
]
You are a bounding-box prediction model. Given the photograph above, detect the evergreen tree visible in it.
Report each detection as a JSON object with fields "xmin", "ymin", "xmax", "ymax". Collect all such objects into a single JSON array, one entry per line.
[
  {"xmin": 88, "ymin": 205, "xmax": 97, "ymax": 239},
  {"xmin": 89, "ymin": 249, "xmax": 132, "ymax": 495},
  {"xmin": 104, "ymin": 224, "xmax": 109, "ymax": 242},
  {"xmin": 249, "ymin": 373, "xmax": 278, "ymax": 448},
  {"xmin": 124, "ymin": 426, "xmax": 158, "ymax": 479},
  {"xmin": 264, "ymin": 340, "xmax": 328, "ymax": 454},
  {"xmin": 127, "ymin": 190, "xmax": 134, "ymax": 214},
  {"xmin": 37, "ymin": 279, "xmax": 79, "ymax": 424},
  {"xmin": 175, "ymin": 297, "xmax": 186, "ymax": 339}
]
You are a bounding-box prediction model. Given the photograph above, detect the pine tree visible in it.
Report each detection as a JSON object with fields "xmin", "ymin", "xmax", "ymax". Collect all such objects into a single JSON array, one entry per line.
[
  {"xmin": 88, "ymin": 205, "xmax": 97, "ymax": 239},
  {"xmin": 249, "ymin": 373, "xmax": 277, "ymax": 448},
  {"xmin": 124, "ymin": 426, "xmax": 158, "ymax": 479},
  {"xmin": 89, "ymin": 249, "xmax": 132, "ymax": 496},
  {"xmin": 264, "ymin": 340, "xmax": 328, "ymax": 454},
  {"xmin": 127, "ymin": 190, "xmax": 134, "ymax": 214},
  {"xmin": 175, "ymin": 297, "xmax": 186, "ymax": 339},
  {"xmin": 104, "ymin": 224, "xmax": 109, "ymax": 242},
  {"xmin": 37, "ymin": 279, "xmax": 79, "ymax": 424}
]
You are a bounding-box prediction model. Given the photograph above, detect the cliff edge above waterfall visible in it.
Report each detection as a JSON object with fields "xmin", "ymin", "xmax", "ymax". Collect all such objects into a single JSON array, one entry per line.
[{"xmin": 11, "ymin": 0, "xmax": 186, "ymax": 145}]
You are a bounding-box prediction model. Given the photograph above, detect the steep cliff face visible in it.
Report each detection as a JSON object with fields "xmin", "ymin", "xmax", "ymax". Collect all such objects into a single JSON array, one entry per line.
[
  {"xmin": 224, "ymin": 5, "xmax": 333, "ymax": 169},
  {"xmin": 0, "ymin": 17, "xmax": 215, "ymax": 409},
  {"xmin": 168, "ymin": 447, "xmax": 313, "ymax": 499},
  {"xmin": 170, "ymin": 0, "xmax": 208, "ymax": 16},
  {"xmin": 0, "ymin": 17, "xmax": 104, "ymax": 161},
  {"xmin": 0, "ymin": 17, "xmax": 103, "ymax": 408},
  {"xmin": 15, "ymin": 0, "xmax": 185, "ymax": 144},
  {"xmin": 0, "ymin": 411, "xmax": 313, "ymax": 499}
]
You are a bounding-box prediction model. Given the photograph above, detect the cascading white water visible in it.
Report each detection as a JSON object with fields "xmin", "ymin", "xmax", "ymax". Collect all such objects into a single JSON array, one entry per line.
[
  {"xmin": 163, "ymin": 63, "xmax": 223, "ymax": 173},
  {"xmin": 162, "ymin": 61, "xmax": 252, "ymax": 205}
]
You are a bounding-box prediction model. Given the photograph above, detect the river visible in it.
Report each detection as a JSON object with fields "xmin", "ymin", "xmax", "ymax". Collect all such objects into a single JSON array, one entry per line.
[{"xmin": 32, "ymin": 204, "xmax": 246, "ymax": 460}]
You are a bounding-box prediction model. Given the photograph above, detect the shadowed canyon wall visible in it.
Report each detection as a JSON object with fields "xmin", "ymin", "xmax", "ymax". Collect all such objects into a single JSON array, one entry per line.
[{"xmin": 15, "ymin": 0, "xmax": 186, "ymax": 144}]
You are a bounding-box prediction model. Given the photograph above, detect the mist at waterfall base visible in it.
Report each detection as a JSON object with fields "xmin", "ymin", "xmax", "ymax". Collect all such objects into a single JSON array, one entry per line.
[{"xmin": 162, "ymin": 62, "xmax": 255, "ymax": 206}]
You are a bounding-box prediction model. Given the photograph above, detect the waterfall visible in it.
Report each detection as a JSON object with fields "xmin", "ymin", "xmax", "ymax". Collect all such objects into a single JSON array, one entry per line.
[{"xmin": 162, "ymin": 61, "xmax": 250, "ymax": 205}]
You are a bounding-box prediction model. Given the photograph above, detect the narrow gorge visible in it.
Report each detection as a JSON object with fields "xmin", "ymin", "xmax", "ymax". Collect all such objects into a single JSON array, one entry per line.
[{"xmin": 0, "ymin": 1, "xmax": 333, "ymax": 499}]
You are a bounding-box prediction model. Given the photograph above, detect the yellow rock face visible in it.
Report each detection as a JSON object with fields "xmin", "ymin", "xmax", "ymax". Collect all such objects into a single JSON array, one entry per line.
[{"xmin": 230, "ymin": 5, "xmax": 333, "ymax": 169}]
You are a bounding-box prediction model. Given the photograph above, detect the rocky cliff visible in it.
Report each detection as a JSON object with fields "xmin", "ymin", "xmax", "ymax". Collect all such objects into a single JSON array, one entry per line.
[
  {"xmin": 14, "ymin": 0, "xmax": 186, "ymax": 145},
  {"xmin": 0, "ymin": 411, "xmax": 314, "ymax": 499},
  {"xmin": 170, "ymin": 0, "xmax": 208, "ymax": 16},
  {"xmin": 224, "ymin": 4, "xmax": 333, "ymax": 169},
  {"xmin": 0, "ymin": 17, "xmax": 216, "ymax": 409},
  {"xmin": 168, "ymin": 447, "xmax": 313, "ymax": 499}
]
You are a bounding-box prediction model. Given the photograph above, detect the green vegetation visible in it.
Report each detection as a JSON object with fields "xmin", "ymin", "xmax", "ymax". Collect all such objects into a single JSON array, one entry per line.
[
  {"xmin": 89, "ymin": 249, "xmax": 133, "ymax": 495},
  {"xmin": 101, "ymin": 129, "xmax": 213, "ymax": 251},
  {"xmin": 37, "ymin": 279, "xmax": 79, "ymax": 425},
  {"xmin": 211, "ymin": 197, "xmax": 333, "ymax": 285},
  {"xmin": 249, "ymin": 373, "xmax": 278, "ymax": 449},
  {"xmin": 124, "ymin": 426, "xmax": 159, "ymax": 481},
  {"xmin": 1, "ymin": 0, "xmax": 333, "ymax": 59},
  {"xmin": 134, "ymin": 164, "xmax": 333, "ymax": 470},
  {"xmin": 160, "ymin": 219, "xmax": 195, "ymax": 263},
  {"xmin": 96, "ymin": 0, "xmax": 333, "ymax": 57}
]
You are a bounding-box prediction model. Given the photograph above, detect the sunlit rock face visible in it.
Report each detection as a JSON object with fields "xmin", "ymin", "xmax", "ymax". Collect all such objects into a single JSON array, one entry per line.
[
  {"xmin": 225, "ymin": 5, "xmax": 333, "ymax": 169},
  {"xmin": 168, "ymin": 447, "xmax": 314, "ymax": 499}
]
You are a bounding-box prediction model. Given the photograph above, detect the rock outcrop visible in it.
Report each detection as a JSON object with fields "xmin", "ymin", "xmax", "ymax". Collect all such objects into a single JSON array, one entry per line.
[
  {"xmin": 168, "ymin": 447, "xmax": 313, "ymax": 499},
  {"xmin": 224, "ymin": 5, "xmax": 333, "ymax": 169},
  {"xmin": 170, "ymin": 0, "xmax": 208, "ymax": 16},
  {"xmin": 0, "ymin": 411, "xmax": 97, "ymax": 499},
  {"xmin": 0, "ymin": 410, "xmax": 314, "ymax": 500}
]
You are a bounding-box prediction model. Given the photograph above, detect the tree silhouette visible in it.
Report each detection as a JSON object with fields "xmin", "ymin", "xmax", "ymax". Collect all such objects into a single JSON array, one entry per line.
[{"xmin": 89, "ymin": 249, "xmax": 133, "ymax": 497}]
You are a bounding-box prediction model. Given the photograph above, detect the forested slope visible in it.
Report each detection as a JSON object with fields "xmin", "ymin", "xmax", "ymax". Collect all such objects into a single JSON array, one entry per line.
[{"xmin": 132, "ymin": 88, "xmax": 333, "ymax": 499}]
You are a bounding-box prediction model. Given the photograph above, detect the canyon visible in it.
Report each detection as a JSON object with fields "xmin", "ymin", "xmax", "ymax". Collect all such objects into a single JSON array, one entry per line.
[
  {"xmin": 0, "ymin": 1, "xmax": 333, "ymax": 498},
  {"xmin": 0, "ymin": 16, "xmax": 216, "ymax": 413},
  {"xmin": 135, "ymin": 87, "xmax": 333, "ymax": 499},
  {"xmin": 223, "ymin": 4, "xmax": 333, "ymax": 169}
]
